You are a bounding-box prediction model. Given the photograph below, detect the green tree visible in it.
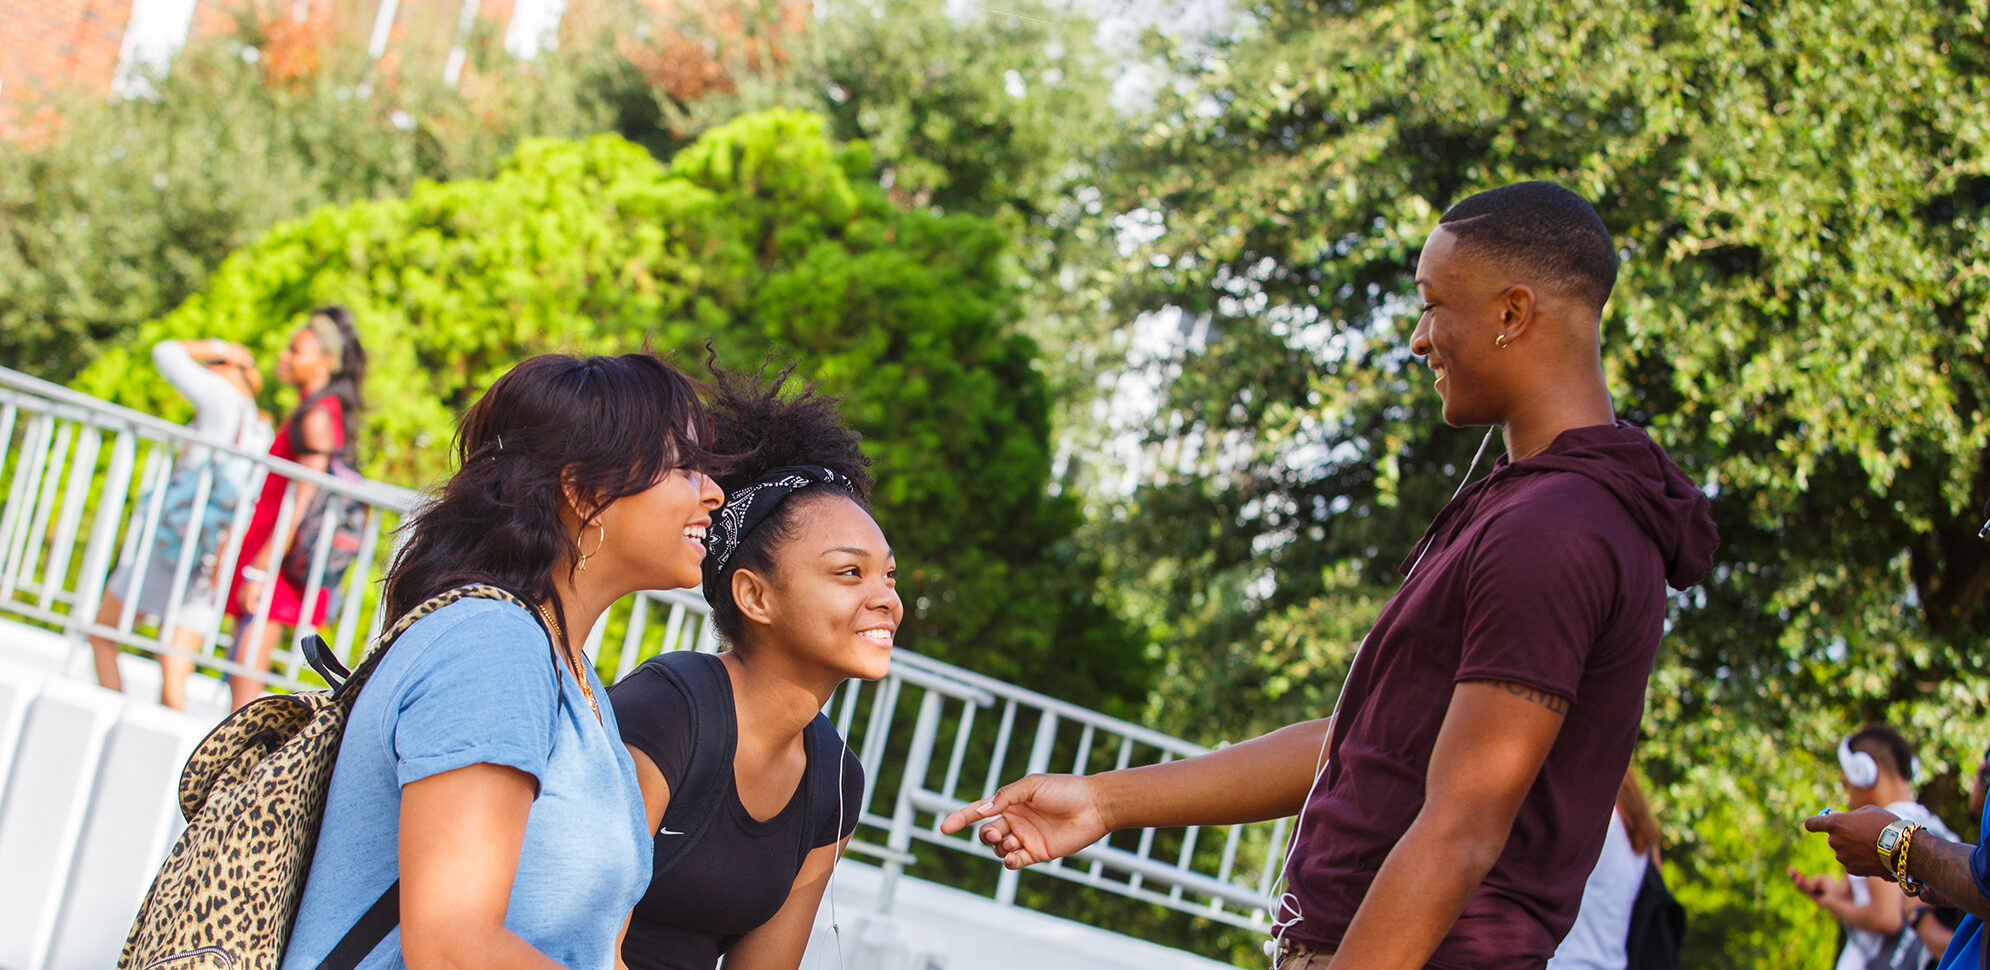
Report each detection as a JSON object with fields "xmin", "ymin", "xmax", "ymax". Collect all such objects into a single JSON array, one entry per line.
[
  {"xmin": 0, "ymin": 17, "xmax": 633, "ymax": 381},
  {"xmin": 627, "ymin": 0, "xmax": 1127, "ymax": 409},
  {"xmin": 74, "ymin": 111, "xmax": 1146, "ymax": 709},
  {"xmin": 1084, "ymin": 1, "xmax": 1990, "ymax": 964}
]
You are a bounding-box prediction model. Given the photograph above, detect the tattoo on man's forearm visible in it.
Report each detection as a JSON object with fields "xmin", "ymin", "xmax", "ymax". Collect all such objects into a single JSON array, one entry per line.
[
  {"xmin": 1910, "ymin": 837, "xmax": 1990, "ymax": 920},
  {"xmin": 1489, "ymin": 681, "xmax": 1569, "ymax": 715}
]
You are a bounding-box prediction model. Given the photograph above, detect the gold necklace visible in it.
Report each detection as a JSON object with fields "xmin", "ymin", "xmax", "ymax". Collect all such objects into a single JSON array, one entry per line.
[{"xmin": 534, "ymin": 600, "xmax": 600, "ymax": 723}]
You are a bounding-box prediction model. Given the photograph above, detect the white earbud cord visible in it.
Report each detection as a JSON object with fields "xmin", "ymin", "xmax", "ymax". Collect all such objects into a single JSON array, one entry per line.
[
  {"xmin": 829, "ymin": 734, "xmax": 849, "ymax": 970},
  {"xmin": 1263, "ymin": 426, "xmax": 1497, "ymax": 966}
]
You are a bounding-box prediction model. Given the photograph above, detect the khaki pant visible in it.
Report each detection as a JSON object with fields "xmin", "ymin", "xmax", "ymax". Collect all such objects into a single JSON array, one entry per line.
[{"xmin": 1274, "ymin": 944, "xmax": 1336, "ymax": 970}]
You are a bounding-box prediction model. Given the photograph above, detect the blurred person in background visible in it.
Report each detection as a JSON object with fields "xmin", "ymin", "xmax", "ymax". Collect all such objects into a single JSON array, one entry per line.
[
  {"xmin": 90, "ymin": 337, "xmax": 272, "ymax": 709},
  {"xmin": 1908, "ymin": 897, "xmax": 1962, "ymax": 969},
  {"xmin": 1548, "ymin": 768, "xmax": 1679, "ymax": 970},
  {"xmin": 226, "ymin": 306, "xmax": 366, "ymax": 709},
  {"xmin": 1792, "ymin": 724, "xmax": 1955, "ymax": 970}
]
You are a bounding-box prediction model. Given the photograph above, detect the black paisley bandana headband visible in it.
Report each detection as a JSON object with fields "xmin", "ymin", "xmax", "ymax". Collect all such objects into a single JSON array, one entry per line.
[{"xmin": 703, "ymin": 465, "xmax": 858, "ymax": 595}]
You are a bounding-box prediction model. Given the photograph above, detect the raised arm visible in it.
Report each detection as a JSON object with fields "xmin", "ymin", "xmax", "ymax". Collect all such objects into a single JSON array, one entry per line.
[
  {"xmin": 939, "ymin": 717, "xmax": 1330, "ymax": 869},
  {"xmin": 153, "ymin": 339, "xmax": 248, "ymax": 412},
  {"xmin": 1326, "ymin": 679, "xmax": 1567, "ymax": 970}
]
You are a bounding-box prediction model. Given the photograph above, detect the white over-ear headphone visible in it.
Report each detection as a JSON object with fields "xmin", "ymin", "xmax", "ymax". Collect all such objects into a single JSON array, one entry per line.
[{"xmin": 1839, "ymin": 738, "xmax": 1879, "ymax": 790}]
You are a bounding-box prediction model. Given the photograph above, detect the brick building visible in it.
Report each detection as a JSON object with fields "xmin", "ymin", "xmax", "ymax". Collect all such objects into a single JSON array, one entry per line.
[{"xmin": 0, "ymin": 0, "xmax": 694, "ymax": 135}]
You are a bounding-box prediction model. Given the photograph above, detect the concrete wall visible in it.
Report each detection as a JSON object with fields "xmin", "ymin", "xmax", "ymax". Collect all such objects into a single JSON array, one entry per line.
[
  {"xmin": 0, "ymin": 620, "xmax": 1242, "ymax": 970},
  {"xmin": 0, "ymin": 627, "xmax": 208, "ymax": 970}
]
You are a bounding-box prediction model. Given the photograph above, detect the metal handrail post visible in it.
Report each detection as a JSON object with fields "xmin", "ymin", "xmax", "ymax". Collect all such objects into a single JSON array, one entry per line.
[
  {"xmin": 0, "ymin": 416, "xmax": 54, "ymax": 600},
  {"xmin": 290, "ymin": 493, "xmax": 345, "ymax": 648},
  {"xmin": 239, "ymin": 482, "xmax": 298, "ymax": 693},
  {"xmin": 330, "ymin": 509, "xmax": 382, "ymax": 662},
  {"xmin": 995, "ymin": 708, "xmax": 1061, "ymax": 906},
  {"xmin": 40, "ymin": 426, "xmax": 100, "ymax": 612},
  {"xmin": 153, "ymin": 463, "xmax": 213, "ymax": 647},
  {"xmin": 67, "ymin": 429, "xmax": 136, "ymax": 645},
  {"xmin": 19, "ymin": 423, "xmax": 76, "ymax": 599},
  {"xmin": 877, "ymin": 686, "xmax": 944, "ymax": 916}
]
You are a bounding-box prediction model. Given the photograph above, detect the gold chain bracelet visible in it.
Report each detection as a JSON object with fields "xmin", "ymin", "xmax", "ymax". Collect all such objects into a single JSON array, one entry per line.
[{"xmin": 1894, "ymin": 823, "xmax": 1927, "ymax": 897}]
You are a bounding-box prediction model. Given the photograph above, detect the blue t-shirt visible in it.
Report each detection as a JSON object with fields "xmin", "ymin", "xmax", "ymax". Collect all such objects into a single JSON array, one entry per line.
[
  {"xmin": 1939, "ymin": 796, "xmax": 1990, "ymax": 970},
  {"xmin": 282, "ymin": 599, "xmax": 653, "ymax": 970}
]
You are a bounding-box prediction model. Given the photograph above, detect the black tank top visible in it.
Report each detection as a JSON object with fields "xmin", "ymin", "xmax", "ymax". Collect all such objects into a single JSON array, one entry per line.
[{"xmin": 611, "ymin": 660, "xmax": 863, "ymax": 970}]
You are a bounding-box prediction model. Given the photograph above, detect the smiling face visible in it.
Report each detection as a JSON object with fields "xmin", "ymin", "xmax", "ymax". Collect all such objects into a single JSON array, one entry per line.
[
  {"xmin": 595, "ymin": 465, "xmax": 724, "ymax": 592},
  {"xmin": 737, "ymin": 494, "xmax": 901, "ymax": 682},
  {"xmin": 1410, "ymin": 226, "xmax": 1515, "ymax": 427}
]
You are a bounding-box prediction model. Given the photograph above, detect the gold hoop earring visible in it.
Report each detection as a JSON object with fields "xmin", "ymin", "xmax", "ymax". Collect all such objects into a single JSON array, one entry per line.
[
  {"xmin": 578, "ymin": 521, "xmax": 606, "ymax": 571},
  {"xmin": 1495, "ymin": 333, "xmax": 1510, "ymax": 350}
]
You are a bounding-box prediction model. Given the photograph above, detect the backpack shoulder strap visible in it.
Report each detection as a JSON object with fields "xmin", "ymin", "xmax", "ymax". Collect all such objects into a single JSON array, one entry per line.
[
  {"xmin": 648, "ymin": 651, "xmax": 734, "ymax": 875},
  {"xmin": 798, "ymin": 713, "xmax": 853, "ymax": 869},
  {"xmin": 310, "ymin": 584, "xmax": 551, "ymax": 970},
  {"xmin": 332, "ymin": 583, "xmax": 543, "ymax": 699}
]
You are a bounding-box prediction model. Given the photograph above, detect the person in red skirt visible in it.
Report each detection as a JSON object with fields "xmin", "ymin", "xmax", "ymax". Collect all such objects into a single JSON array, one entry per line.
[{"xmin": 226, "ymin": 306, "xmax": 367, "ymax": 709}]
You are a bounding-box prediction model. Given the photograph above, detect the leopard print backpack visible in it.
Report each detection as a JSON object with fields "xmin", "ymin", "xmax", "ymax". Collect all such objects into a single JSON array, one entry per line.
[{"xmin": 119, "ymin": 584, "xmax": 534, "ymax": 970}]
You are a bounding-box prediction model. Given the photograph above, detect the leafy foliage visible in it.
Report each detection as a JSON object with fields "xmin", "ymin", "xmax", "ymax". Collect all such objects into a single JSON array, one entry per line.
[
  {"xmin": 73, "ymin": 112, "xmax": 1146, "ymax": 709},
  {"xmin": 1084, "ymin": 1, "xmax": 1990, "ymax": 964},
  {"xmin": 629, "ymin": 0, "xmax": 1127, "ymax": 409},
  {"xmin": 0, "ymin": 17, "xmax": 636, "ymax": 381}
]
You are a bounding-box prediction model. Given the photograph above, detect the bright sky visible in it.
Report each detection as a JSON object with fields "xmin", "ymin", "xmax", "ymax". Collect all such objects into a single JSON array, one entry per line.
[{"xmin": 951, "ymin": 0, "xmax": 1239, "ymax": 108}]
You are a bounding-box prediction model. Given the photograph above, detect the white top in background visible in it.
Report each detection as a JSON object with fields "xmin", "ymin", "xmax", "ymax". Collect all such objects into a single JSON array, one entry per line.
[
  {"xmin": 151, "ymin": 341, "xmax": 272, "ymax": 457},
  {"xmin": 1548, "ymin": 810, "xmax": 1648, "ymax": 970}
]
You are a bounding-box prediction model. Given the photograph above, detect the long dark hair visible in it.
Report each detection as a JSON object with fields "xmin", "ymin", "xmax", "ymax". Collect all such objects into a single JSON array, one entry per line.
[
  {"xmin": 288, "ymin": 305, "xmax": 367, "ymax": 459},
  {"xmin": 704, "ymin": 359, "xmax": 872, "ymax": 647},
  {"xmin": 382, "ymin": 352, "xmax": 720, "ymax": 631}
]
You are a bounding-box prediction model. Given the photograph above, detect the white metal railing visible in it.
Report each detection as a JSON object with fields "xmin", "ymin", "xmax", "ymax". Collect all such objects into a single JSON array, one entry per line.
[
  {"xmin": 0, "ymin": 365, "xmax": 424, "ymax": 694},
  {"xmin": 834, "ymin": 651, "xmax": 1288, "ymax": 930},
  {"xmin": 0, "ymin": 363, "xmax": 1283, "ymax": 944}
]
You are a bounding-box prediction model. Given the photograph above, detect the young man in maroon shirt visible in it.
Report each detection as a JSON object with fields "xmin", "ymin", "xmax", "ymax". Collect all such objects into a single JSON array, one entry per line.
[{"xmin": 942, "ymin": 182, "xmax": 1719, "ymax": 969}]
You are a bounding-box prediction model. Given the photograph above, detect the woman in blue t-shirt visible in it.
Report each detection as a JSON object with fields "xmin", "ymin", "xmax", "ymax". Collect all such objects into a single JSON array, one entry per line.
[
  {"xmin": 281, "ymin": 353, "xmax": 725, "ymax": 970},
  {"xmin": 611, "ymin": 363, "xmax": 896, "ymax": 970}
]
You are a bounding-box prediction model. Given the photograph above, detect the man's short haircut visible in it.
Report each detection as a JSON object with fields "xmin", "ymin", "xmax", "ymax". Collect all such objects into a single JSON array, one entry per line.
[
  {"xmin": 1437, "ymin": 181, "xmax": 1618, "ymax": 315},
  {"xmin": 1849, "ymin": 723, "xmax": 1917, "ymax": 783}
]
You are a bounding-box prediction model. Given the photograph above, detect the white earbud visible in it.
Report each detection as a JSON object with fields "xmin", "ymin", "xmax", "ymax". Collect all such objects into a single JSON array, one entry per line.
[{"xmin": 1839, "ymin": 738, "xmax": 1879, "ymax": 790}]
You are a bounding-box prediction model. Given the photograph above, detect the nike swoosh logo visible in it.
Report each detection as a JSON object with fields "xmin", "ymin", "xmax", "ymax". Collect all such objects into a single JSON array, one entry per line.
[{"xmin": 659, "ymin": 827, "xmax": 685, "ymax": 836}]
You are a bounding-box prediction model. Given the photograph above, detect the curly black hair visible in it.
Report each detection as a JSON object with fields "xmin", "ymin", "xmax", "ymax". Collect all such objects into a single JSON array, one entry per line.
[{"xmin": 703, "ymin": 354, "xmax": 873, "ymax": 647}]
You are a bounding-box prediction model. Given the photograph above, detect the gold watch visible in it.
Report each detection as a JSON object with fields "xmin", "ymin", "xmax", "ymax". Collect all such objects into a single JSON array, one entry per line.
[{"xmin": 1877, "ymin": 819, "xmax": 1914, "ymax": 875}]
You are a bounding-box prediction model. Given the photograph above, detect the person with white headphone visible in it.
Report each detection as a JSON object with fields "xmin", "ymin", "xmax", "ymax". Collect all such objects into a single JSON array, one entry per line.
[{"xmin": 1791, "ymin": 724, "xmax": 1955, "ymax": 970}]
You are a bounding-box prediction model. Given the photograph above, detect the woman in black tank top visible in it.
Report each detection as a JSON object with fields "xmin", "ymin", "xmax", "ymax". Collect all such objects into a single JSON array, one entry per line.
[{"xmin": 610, "ymin": 362, "xmax": 898, "ymax": 970}]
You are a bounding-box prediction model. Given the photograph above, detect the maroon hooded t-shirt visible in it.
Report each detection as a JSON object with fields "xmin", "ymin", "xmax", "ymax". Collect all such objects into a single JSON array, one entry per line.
[{"xmin": 1283, "ymin": 421, "xmax": 1717, "ymax": 968}]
